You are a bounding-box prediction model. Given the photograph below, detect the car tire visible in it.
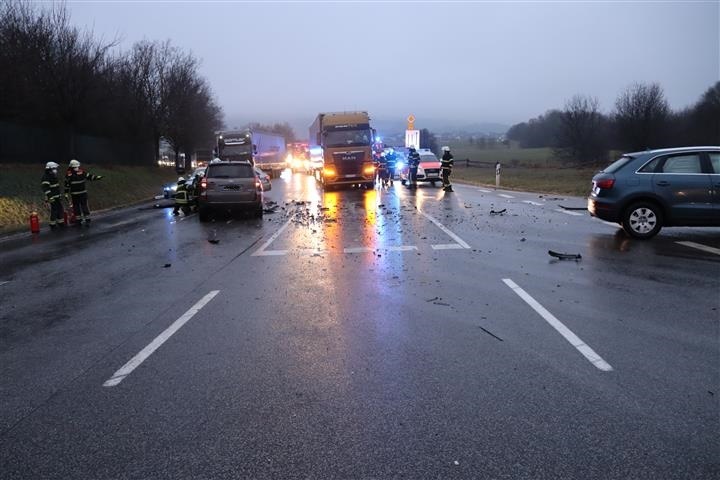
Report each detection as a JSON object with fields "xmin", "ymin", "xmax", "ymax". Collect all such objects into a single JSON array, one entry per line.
[
  {"xmin": 401, "ymin": 179, "xmax": 406, "ymax": 185},
  {"xmin": 621, "ymin": 201, "xmax": 663, "ymax": 239},
  {"xmin": 199, "ymin": 207, "xmax": 211, "ymax": 222}
]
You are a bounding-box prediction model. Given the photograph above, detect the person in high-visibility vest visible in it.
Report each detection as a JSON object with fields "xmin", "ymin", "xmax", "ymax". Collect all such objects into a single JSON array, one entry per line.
[
  {"xmin": 41, "ymin": 162, "xmax": 65, "ymax": 229},
  {"xmin": 173, "ymin": 177, "xmax": 191, "ymax": 215},
  {"xmin": 407, "ymin": 147, "xmax": 420, "ymax": 189},
  {"xmin": 65, "ymin": 159, "xmax": 103, "ymax": 225},
  {"xmin": 441, "ymin": 146, "xmax": 454, "ymax": 192}
]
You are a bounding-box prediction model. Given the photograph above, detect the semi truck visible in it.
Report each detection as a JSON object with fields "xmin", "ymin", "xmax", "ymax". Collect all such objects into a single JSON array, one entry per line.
[
  {"xmin": 216, "ymin": 129, "xmax": 287, "ymax": 178},
  {"xmin": 308, "ymin": 111, "xmax": 375, "ymax": 189}
]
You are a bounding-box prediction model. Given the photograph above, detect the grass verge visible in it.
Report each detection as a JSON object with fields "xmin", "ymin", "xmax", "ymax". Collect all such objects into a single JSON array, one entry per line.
[{"xmin": 0, "ymin": 163, "xmax": 178, "ymax": 234}]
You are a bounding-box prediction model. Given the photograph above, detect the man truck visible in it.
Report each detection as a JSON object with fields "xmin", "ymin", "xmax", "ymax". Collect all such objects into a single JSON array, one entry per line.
[
  {"xmin": 216, "ymin": 129, "xmax": 287, "ymax": 178},
  {"xmin": 309, "ymin": 111, "xmax": 375, "ymax": 189}
]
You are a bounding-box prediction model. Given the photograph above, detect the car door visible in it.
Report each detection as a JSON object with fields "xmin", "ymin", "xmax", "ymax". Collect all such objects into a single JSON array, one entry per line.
[
  {"xmin": 652, "ymin": 152, "xmax": 714, "ymax": 223},
  {"xmin": 709, "ymin": 152, "xmax": 720, "ymax": 224}
]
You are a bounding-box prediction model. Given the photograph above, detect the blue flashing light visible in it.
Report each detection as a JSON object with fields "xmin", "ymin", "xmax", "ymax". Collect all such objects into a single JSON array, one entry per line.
[
  {"xmin": 310, "ymin": 147, "xmax": 323, "ymax": 155},
  {"xmin": 375, "ymin": 137, "xmax": 382, "ymax": 143},
  {"xmin": 396, "ymin": 161, "xmax": 405, "ymax": 170}
]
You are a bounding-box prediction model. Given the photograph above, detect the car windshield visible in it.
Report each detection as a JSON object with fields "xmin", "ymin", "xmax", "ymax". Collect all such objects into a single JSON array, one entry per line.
[{"xmin": 207, "ymin": 164, "xmax": 253, "ymax": 178}]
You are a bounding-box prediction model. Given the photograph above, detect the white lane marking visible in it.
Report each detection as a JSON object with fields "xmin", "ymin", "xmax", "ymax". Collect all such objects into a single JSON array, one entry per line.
[
  {"xmin": 600, "ymin": 220, "xmax": 619, "ymax": 228},
  {"xmin": 432, "ymin": 244, "xmax": 466, "ymax": 250},
  {"xmin": 416, "ymin": 210, "xmax": 471, "ymax": 249},
  {"xmin": 676, "ymin": 241, "xmax": 720, "ymax": 256},
  {"xmin": 344, "ymin": 247, "xmax": 374, "ymax": 254},
  {"xmin": 502, "ymin": 279, "xmax": 613, "ymax": 372},
  {"xmin": 523, "ymin": 200, "xmax": 544, "ymax": 206},
  {"xmin": 477, "ymin": 188, "xmax": 492, "ymax": 193},
  {"xmin": 252, "ymin": 217, "xmax": 293, "ymax": 256},
  {"xmin": 103, "ymin": 290, "xmax": 220, "ymax": 387},
  {"xmin": 0, "ymin": 281, "xmax": 10, "ymax": 287},
  {"xmin": 555, "ymin": 208, "xmax": 584, "ymax": 217},
  {"xmin": 387, "ymin": 245, "xmax": 418, "ymax": 252},
  {"xmin": 498, "ymin": 194, "xmax": 515, "ymax": 199},
  {"xmin": 254, "ymin": 250, "xmax": 288, "ymax": 257}
]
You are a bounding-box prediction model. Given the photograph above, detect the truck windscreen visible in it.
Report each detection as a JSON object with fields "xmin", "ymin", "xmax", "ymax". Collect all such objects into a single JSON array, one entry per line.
[
  {"xmin": 324, "ymin": 129, "xmax": 371, "ymax": 148},
  {"xmin": 221, "ymin": 145, "xmax": 253, "ymax": 156}
]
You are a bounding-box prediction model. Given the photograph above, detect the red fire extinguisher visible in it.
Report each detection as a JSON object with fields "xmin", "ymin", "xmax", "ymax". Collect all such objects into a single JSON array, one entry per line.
[{"xmin": 30, "ymin": 211, "xmax": 40, "ymax": 234}]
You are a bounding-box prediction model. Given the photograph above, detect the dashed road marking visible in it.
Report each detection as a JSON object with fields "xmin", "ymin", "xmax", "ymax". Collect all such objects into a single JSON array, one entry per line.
[
  {"xmin": 555, "ymin": 208, "xmax": 584, "ymax": 217},
  {"xmin": 676, "ymin": 241, "xmax": 720, "ymax": 256},
  {"xmin": 252, "ymin": 218, "xmax": 293, "ymax": 256},
  {"xmin": 498, "ymin": 194, "xmax": 515, "ymax": 199},
  {"xmin": 432, "ymin": 244, "xmax": 466, "ymax": 250},
  {"xmin": 477, "ymin": 188, "xmax": 492, "ymax": 193},
  {"xmin": 523, "ymin": 200, "xmax": 544, "ymax": 206},
  {"xmin": 103, "ymin": 290, "xmax": 220, "ymax": 387},
  {"xmin": 503, "ymin": 279, "xmax": 613, "ymax": 372},
  {"xmin": 416, "ymin": 209, "xmax": 471, "ymax": 249},
  {"xmin": 344, "ymin": 247, "xmax": 374, "ymax": 254}
]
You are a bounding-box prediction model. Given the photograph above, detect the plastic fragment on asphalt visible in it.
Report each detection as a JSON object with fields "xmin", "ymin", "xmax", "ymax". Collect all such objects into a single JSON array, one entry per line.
[
  {"xmin": 163, "ymin": 264, "xmax": 171, "ymax": 268},
  {"xmin": 548, "ymin": 250, "xmax": 582, "ymax": 260},
  {"xmin": 490, "ymin": 208, "xmax": 506, "ymax": 215}
]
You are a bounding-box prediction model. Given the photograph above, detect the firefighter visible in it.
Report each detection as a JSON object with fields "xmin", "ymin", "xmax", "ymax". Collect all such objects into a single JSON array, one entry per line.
[
  {"xmin": 173, "ymin": 177, "xmax": 190, "ymax": 215},
  {"xmin": 441, "ymin": 146, "xmax": 454, "ymax": 192},
  {"xmin": 65, "ymin": 159, "xmax": 103, "ymax": 225},
  {"xmin": 385, "ymin": 148, "xmax": 397, "ymax": 186},
  {"xmin": 41, "ymin": 162, "xmax": 65, "ymax": 230},
  {"xmin": 407, "ymin": 146, "xmax": 420, "ymax": 189}
]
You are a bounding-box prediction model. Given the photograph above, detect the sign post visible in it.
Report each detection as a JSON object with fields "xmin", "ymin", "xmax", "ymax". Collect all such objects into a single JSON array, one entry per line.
[
  {"xmin": 495, "ymin": 161, "xmax": 501, "ymax": 190},
  {"xmin": 405, "ymin": 114, "xmax": 419, "ymax": 150}
]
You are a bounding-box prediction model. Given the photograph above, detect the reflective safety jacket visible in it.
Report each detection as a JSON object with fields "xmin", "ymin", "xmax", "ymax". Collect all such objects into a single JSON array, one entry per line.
[
  {"xmin": 65, "ymin": 168, "xmax": 101, "ymax": 196},
  {"xmin": 408, "ymin": 151, "xmax": 421, "ymax": 168},
  {"xmin": 441, "ymin": 152, "xmax": 454, "ymax": 171},
  {"xmin": 174, "ymin": 183, "xmax": 190, "ymax": 204},
  {"xmin": 41, "ymin": 169, "xmax": 63, "ymax": 201}
]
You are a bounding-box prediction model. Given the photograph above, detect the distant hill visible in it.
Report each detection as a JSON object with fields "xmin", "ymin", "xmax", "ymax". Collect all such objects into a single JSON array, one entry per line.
[{"xmin": 224, "ymin": 114, "xmax": 510, "ymax": 142}]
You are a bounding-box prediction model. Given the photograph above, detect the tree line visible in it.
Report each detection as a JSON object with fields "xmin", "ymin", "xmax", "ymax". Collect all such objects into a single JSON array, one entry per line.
[
  {"xmin": 505, "ymin": 81, "xmax": 719, "ymax": 166},
  {"xmin": 0, "ymin": 1, "xmax": 222, "ymax": 165}
]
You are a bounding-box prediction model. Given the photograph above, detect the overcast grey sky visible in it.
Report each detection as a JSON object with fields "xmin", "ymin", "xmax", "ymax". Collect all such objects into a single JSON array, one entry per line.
[{"xmin": 67, "ymin": 1, "xmax": 719, "ymax": 133}]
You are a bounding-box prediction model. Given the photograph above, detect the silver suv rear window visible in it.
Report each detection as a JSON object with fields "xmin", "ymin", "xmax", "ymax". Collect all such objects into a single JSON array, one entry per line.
[{"xmin": 208, "ymin": 164, "xmax": 254, "ymax": 178}]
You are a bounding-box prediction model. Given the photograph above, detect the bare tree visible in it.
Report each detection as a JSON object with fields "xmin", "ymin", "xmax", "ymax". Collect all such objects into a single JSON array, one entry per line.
[
  {"xmin": 555, "ymin": 95, "xmax": 608, "ymax": 165},
  {"xmin": 613, "ymin": 82, "xmax": 670, "ymax": 150}
]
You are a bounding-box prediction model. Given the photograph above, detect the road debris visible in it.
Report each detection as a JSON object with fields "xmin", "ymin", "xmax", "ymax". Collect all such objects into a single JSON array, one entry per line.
[
  {"xmin": 548, "ymin": 250, "xmax": 582, "ymax": 260},
  {"xmin": 478, "ymin": 326, "xmax": 503, "ymax": 341},
  {"xmin": 425, "ymin": 296, "xmax": 439, "ymax": 302},
  {"xmin": 559, "ymin": 205, "xmax": 587, "ymax": 211},
  {"xmin": 490, "ymin": 208, "xmax": 506, "ymax": 215},
  {"xmin": 208, "ymin": 239, "xmax": 220, "ymax": 244},
  {"xmin": 163, "ymin": 263, "xmax": 171, "ymax": 268}
]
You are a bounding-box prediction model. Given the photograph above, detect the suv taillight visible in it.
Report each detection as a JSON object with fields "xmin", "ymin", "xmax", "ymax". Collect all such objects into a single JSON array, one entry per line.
[
  {"xmin": 255, "ymin": 176, "xmax": 262, "ymax": 190},
  {"xmin": 596, "ymin": 178, "xmax": 615, "ymax": 190},
  {"xmin": 200, "ymin": 178, "xmax": 208, "ymax": 198}
]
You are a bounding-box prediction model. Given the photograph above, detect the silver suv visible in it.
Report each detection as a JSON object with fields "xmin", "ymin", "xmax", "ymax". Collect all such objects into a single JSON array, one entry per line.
[{"xmin": 198, "ymin": 161, "xmax": 263, "ymax": 221}]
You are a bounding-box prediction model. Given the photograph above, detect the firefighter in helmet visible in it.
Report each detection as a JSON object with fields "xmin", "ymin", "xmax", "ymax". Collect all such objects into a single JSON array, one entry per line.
[
  {"xmin": 65, "ymin": 159, "xmax": 103, "ymax": 225},
  {"xmin": 407, "ymin": 146, "xmax": 421, "ymax": 189},
  {"xmin": 441, "ymin": 146, "xmax": 454, "ymax": 192},
  {"xmin": 41, "ymin": 162, "xmax": 65, "ymax": 229},
  {"xmin": 173, "ymin": 176, "xmax": 191, "ymax": 215}
]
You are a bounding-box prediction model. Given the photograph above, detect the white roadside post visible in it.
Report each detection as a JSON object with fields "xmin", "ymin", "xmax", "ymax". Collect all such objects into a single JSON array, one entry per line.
[{"xmin": 495, "ymin": 161, "xmax": 501, "ymax": 190}]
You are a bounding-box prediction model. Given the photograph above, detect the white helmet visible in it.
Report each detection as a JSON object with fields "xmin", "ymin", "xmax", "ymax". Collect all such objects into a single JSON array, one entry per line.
[
  {"xmin": 69, "ymin": 159, "xmax": 80, "ymax": 168},
  {"xmin": 46, "ymin": 162, "xmax": 59, "ymax": 169},
  {"xmin": 442, "ymin": 146, "xmax": 450, "ymax": 152},
  {"xmin": 177, "ymin": 176, "xmax": 185, "ymax": 182}
]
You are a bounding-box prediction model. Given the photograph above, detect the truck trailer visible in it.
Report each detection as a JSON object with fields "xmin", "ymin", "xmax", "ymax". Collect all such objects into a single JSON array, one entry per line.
[
  {"xmin": 309, "ymin": 112, "xmax": 375, "ymax": 189},
  {"xmin": 216, "ymin": 129, "xmax": 287, "ymax": 178}
]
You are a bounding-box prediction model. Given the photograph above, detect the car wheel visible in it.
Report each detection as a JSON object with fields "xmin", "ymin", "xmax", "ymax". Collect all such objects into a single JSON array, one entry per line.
[
  {"xmin": 401, "ymin": 179, "xmax": 406, "ymax": 185},
  {"xmin": 621, "ymin": 202, "xmax": 663, "ymax": 239},
  {"xmin": 199, "ymin": 207, "xmax": 211, "ymax": 222}
]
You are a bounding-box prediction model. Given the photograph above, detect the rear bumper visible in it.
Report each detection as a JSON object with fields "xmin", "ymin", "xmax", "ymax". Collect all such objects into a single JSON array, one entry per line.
[{"xmin": 587, "ymin": 197, "xmax": 620, "ymax": 222}]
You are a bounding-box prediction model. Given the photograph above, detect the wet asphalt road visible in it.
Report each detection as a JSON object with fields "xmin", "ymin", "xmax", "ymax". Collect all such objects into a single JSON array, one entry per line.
[{"xmin": 1, "ymin": 171, "xmax": 718, "ymax": 479}]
